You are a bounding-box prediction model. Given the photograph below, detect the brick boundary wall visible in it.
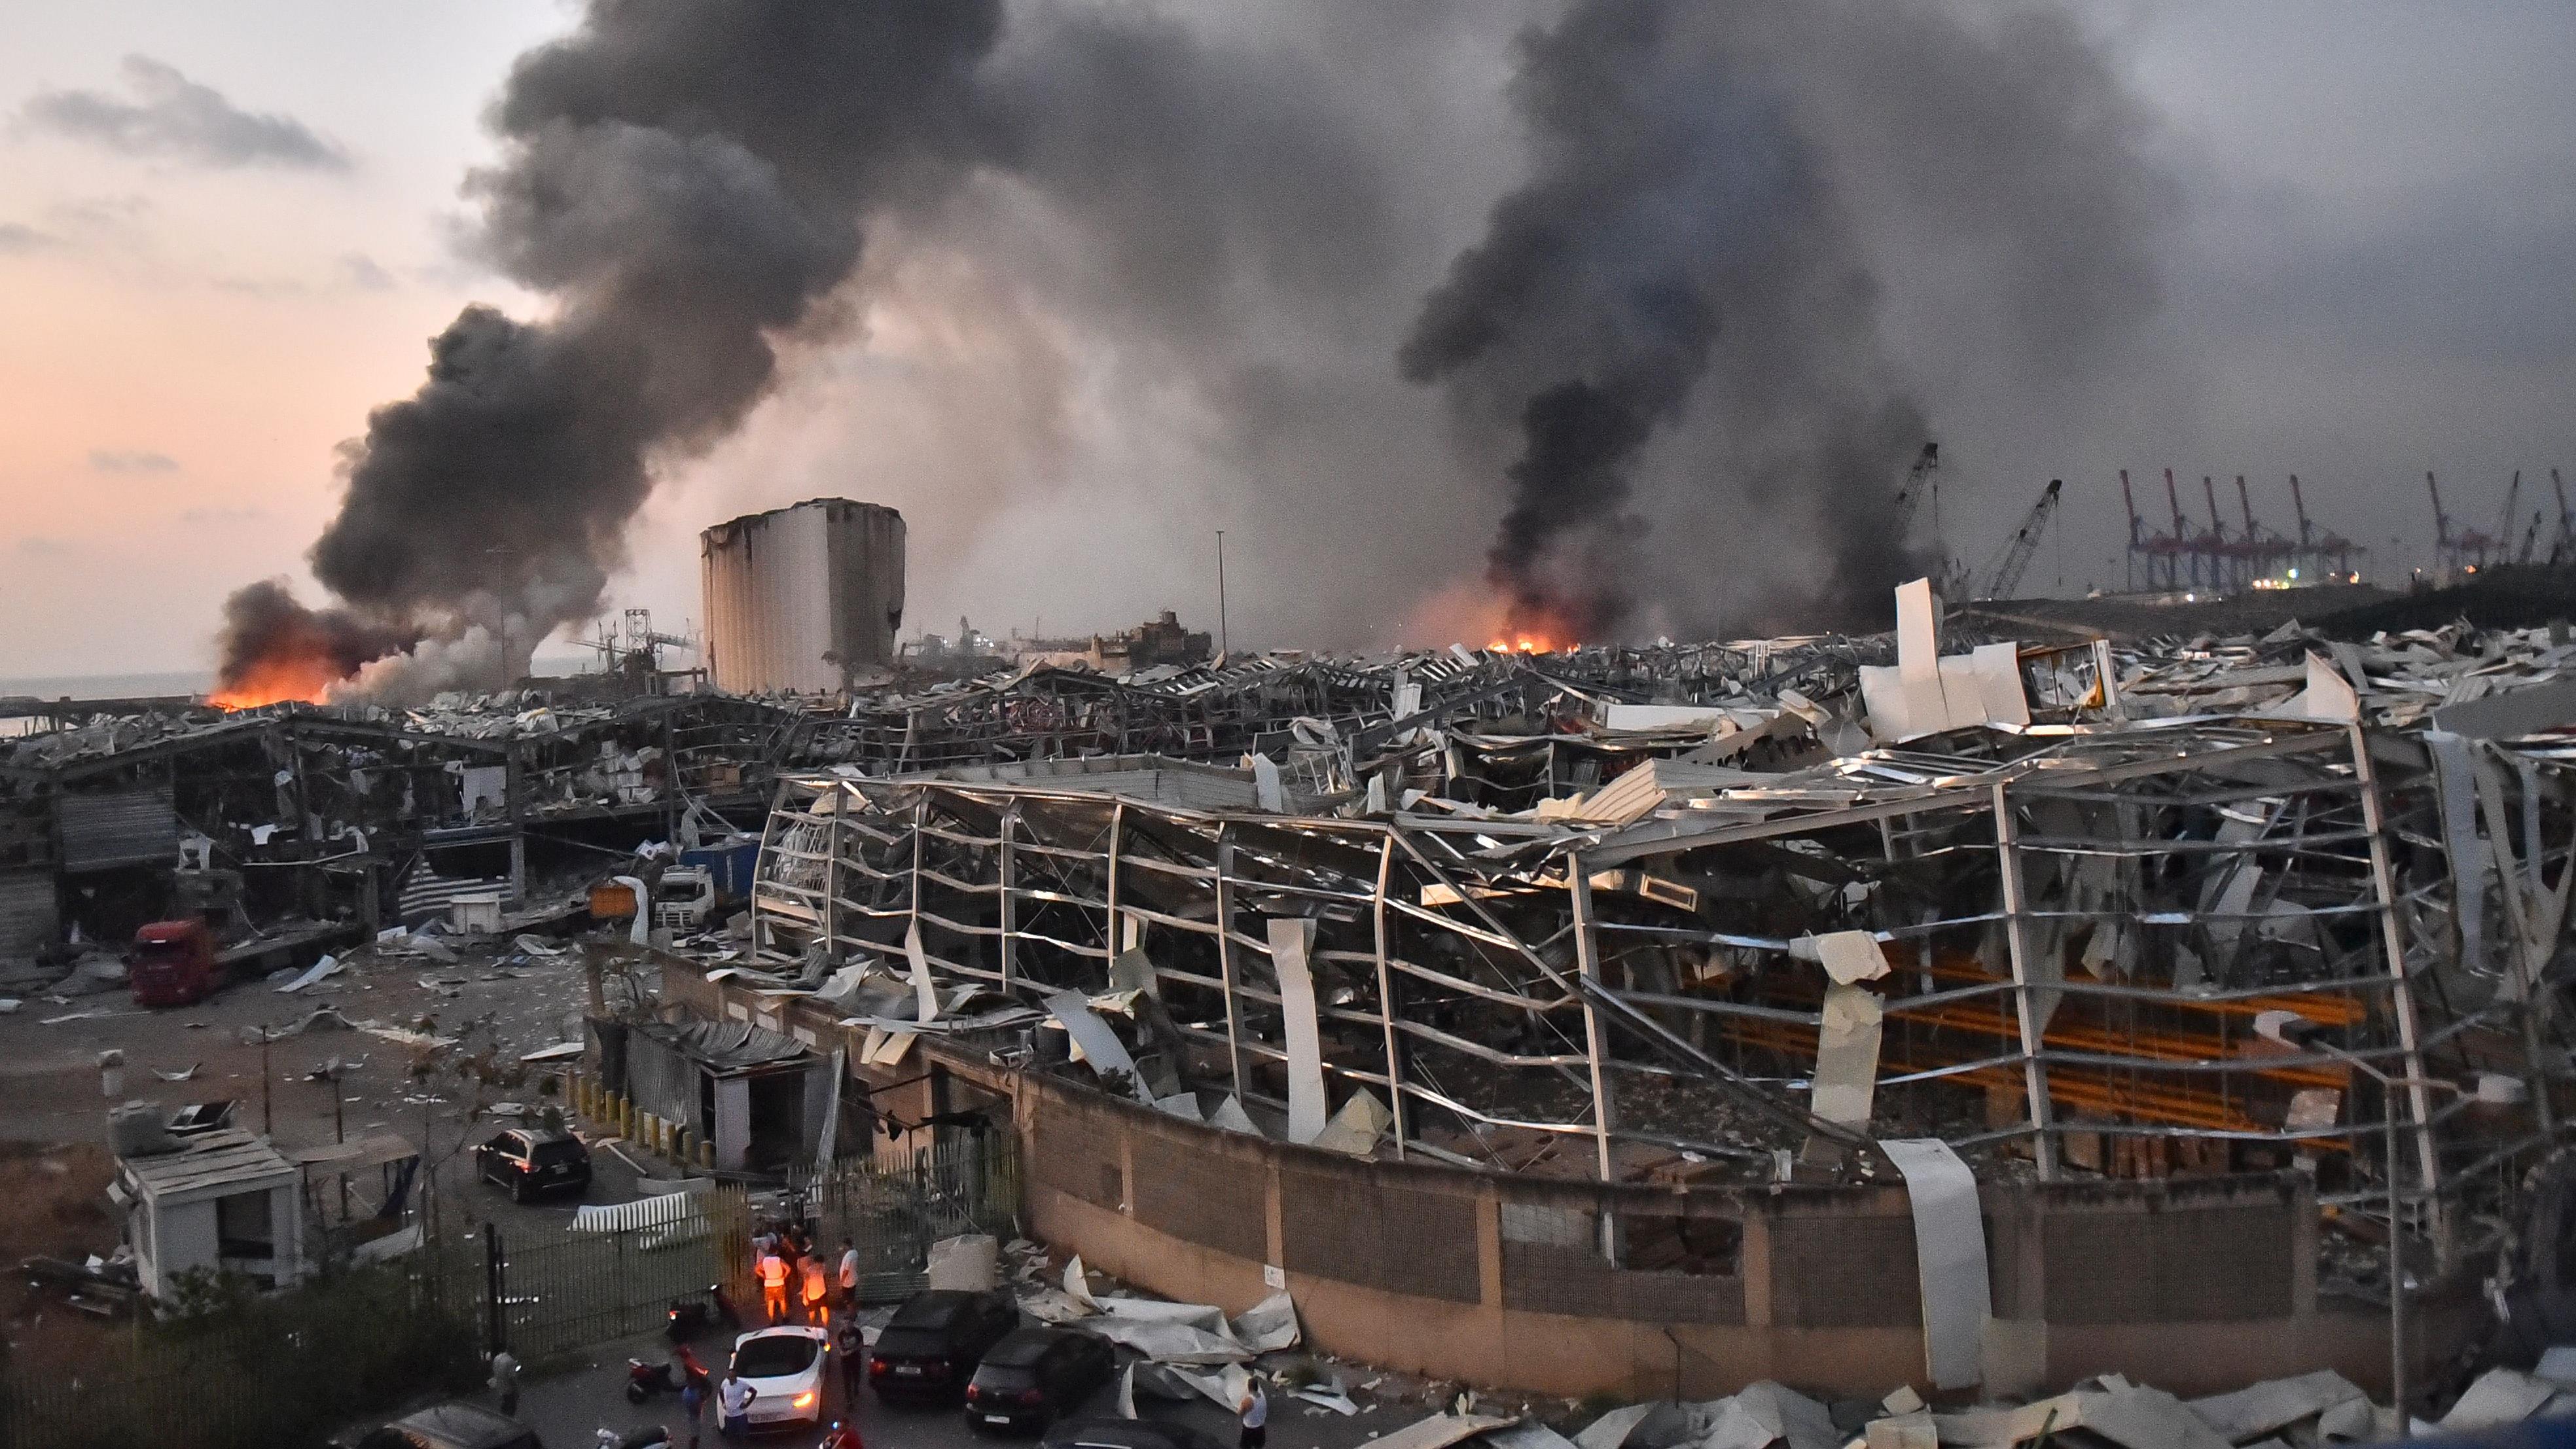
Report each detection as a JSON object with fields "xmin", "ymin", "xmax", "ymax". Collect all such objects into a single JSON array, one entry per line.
[{"xmin": 668, "ymin": 963, "xmax": 2475, "ymax": 1400}]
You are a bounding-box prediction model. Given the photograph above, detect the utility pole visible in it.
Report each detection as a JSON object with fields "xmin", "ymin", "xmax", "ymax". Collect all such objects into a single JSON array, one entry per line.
[
  {"xmin": 1215, "ymin": 529, "xmax": 1230, "ymax": 657},
  {"xmin": 260, "ymin": 1025, "xmax": 274, "ymax": 1136}
]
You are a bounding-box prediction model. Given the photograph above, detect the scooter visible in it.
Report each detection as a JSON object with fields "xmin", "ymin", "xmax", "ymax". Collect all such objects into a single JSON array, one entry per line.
[
  {"xmin": 626, "ymin": 1347, "xmax": 709, "ymax": 1403},
  {"xmin": 624, "ymin": 1357, "xmax": 677, "ymax": 1403},
  {"xmin": 666, "ymin": 1282, "xmax": 741, "ymax": 1342}
]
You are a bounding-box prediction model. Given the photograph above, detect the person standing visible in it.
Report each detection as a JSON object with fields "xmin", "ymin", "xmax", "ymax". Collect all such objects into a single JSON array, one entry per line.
[
  {"xmin": 1237, "ymin": 1373, "xmax": 1268, "ymax": 1449},
  {"xmin": 800, "ymin": 1251, "xmax": 830, "ymax": 1325},
  {"xmin": 717, "ymin": 1370, "xmax": 758, "ymax": 1439},
  {"xmin": 679, "ymin": 1372, "xmax": 705, "ymax": 1449},
  {"xmin": 836, "ymin": 1317, "xmax": 867, "ymax": 1405},
  {"xmin": 757, "ymin": 1243, "xmax": 790, "ymax": 1324},
  {"xmin": 488, "ymin": 1348, "xmax": 522, "ymax": 1417},
  {"xmin": 836, "ymin": 1237, "xmax": 859, "ymax": 1311}
]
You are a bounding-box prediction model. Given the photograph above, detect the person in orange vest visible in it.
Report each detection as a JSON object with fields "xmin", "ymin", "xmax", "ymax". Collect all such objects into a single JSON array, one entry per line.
[
  {"xmin": 757, "ymin": 1244, "xmax": 791, "ymax": 1324},
  {"xmin": 800, "ymin": 1251, "xmax": 830, "ymax": 1325}
]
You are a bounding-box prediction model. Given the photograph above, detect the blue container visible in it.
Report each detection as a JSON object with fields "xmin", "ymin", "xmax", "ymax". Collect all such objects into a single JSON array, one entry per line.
[{"xmin": 680, "ymin": 838, "xmax": 761, "ymax": 902}]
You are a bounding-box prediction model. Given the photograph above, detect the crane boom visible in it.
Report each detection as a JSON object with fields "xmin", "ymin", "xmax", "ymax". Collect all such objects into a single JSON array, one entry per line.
[
  {"xmin": 2552, "ymin": 469, "xmax": 2572, "ymax": 566},
  {"xmin": 1980, "ymin": 478, "xmax": 2065, "ymax": 599},
  {"xmin": 2289, "ymin": 474, "xmax": 2314, "ymax": 547},
  {"xmin": 1890, "ymin": 442, "xmax": 1939, "ymax": 532}
]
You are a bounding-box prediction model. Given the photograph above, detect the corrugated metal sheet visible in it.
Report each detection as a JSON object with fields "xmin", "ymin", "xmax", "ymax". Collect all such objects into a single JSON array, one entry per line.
[
  {"xmin": 58, "ymin": 789, "xmax": 177, "ymax": 872},
  {"xmin": 120, "ymin": 1128, "xmax": 297, "ymax": 1203},
  {"xmin": 702, "ymin": 498, "xmax": 904, "ymax": 694},
  {"xmin": 397, "ymin": 861, "xmax": 512, "ymax": 920},
  {"xmin": 0, "ymin": 870, "xmax": 58, "ymax": 960}
]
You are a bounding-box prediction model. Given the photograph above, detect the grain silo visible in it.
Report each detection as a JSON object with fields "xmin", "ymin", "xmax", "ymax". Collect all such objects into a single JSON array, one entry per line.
[{"xmin": 699, "ymin": 499, "xmax": 906, "ymax": 694}]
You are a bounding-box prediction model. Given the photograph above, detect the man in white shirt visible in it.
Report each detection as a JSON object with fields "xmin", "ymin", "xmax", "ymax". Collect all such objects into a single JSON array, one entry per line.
[
  {"xmin": 836, "ymin": 1237, "xmax": 859, "ymax": 1310},
  {"xmin": 488, "ymin": 1349, "xmax": 521, "ymax": 1417},
  {"xmin": 718, "ymin": 1370, "xmax": 758, "ymax": 1438}
]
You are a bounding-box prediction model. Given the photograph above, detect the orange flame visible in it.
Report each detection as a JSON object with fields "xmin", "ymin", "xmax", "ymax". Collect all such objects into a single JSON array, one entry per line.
[{"xmin": 208, "ymin": 652, "xmax": 346, "ymax": 710}]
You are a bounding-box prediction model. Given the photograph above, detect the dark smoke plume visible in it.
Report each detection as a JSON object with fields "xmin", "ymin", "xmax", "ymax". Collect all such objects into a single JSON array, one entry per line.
[
  {"xmin": 218, "ymin": 579, "xmax": 418, "ymax": 689},
  {"xmin": 219, "ymin": 0, "xmax": 2172, "ymax": 689},
  {"xmin": 223, "ymin": 2, "xmax": 1005, "ymax": 698},
  {"xmin": 1402, "ymin": 0, "xmax": 2166, "ymax": 638}
]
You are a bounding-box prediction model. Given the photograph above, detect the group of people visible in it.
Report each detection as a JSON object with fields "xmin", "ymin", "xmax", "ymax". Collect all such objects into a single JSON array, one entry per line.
[
  {"xmin": 755, "ymin": 1222, "xmax": 862, "ymax": 1326},
  {"xmin": 484, "ymin": 1212, "xmax": 1268, "ymax": 1449}
]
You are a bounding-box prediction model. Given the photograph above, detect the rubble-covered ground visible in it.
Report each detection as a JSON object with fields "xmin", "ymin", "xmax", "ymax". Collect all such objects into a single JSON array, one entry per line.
[{"xmin": 0, "ymin": 920, "xmax": 654, "ymax": 1368}]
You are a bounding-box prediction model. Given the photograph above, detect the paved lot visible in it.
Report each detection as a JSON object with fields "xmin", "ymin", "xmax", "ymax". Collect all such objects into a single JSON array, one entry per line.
[
  {"xmin": 509, "ymin": 1323, "xmax": 1435, "ymax": 1449},
  {"xmin": 0, "ymin": 945, "xmax": 630, "ymax": 1240}
]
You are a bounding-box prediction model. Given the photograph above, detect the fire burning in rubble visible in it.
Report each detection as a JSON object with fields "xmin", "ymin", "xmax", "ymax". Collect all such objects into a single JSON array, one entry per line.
[
  {"xmin": 207, "ymin": 654, "xmax": 344, "ymax": 711},
  {"xmin": 211, "ymin": 581, "xmax": 418, "ymax": 711}
]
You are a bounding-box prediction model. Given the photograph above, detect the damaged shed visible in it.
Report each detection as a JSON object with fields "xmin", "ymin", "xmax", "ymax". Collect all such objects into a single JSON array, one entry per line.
[{"xmin": 607, "ymin": 1015, "xmax": 831, "ymax": 1173}]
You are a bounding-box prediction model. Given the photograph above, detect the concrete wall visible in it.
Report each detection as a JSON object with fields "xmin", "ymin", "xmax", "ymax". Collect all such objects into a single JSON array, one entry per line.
[
  {"xmin": 658, "ymin": 963, "xmax": 2443, "ymax": 1402},
  {"xmin": 701, "ymin": 498, "xmax": 906, "ymax": 694},
  {"xmin": 1014, "ymin": 1074, "xmax": 2414, "ymax": 1401}
]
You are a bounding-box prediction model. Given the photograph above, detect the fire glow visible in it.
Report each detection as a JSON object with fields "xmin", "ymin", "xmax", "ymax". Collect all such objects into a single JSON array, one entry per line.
[{"xmin": 207, "ymin": 652, "xmax": 347, "ymax": 711}]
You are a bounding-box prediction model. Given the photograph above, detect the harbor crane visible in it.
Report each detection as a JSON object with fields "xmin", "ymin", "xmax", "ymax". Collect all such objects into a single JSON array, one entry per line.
[
  {"xmin": 1977, "ymin": 478, "xmax": 2064, "ymax": 600},
  {"xmin": 1891, "ymin": 442, "xmax": 1940, "ymax": 533}
]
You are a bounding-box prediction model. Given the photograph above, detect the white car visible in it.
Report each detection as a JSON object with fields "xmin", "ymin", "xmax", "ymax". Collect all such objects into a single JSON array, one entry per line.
[{"xmin": 728, "ymin": 1325, "xmax": 831, "ymax": 1431}]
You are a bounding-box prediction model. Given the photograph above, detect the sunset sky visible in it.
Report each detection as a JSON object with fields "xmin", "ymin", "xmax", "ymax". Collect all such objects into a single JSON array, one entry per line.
[{"xmin": 3, "ymin": 2, "xmax": 2573, "ymax": 679}]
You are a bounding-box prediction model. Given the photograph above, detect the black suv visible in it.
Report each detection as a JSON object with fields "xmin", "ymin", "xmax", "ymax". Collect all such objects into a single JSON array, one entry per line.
[
  {"xmin": 336, "ymin": 1402, "xmax": 543, "ymax": 1449},
  {"xmin": 474, "ymin": 1127, "xmax": 592, "ymax": 1202},
  {"xmin": 868, "ymin": 1288, "xmax": 1020, "ymax": 1404},
  {"xmin": 964, "ymin": 1326, "xmax": 1115, "ymax": 1433}
]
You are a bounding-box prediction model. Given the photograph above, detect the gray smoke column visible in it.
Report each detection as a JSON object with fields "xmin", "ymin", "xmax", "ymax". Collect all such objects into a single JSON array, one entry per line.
[
  {"xmin": 217, "ymin": 1, "xmax": 1004, "ymax": 700},
  {"xmin": 1402, "ymin": 0, "xmax": 2167, "ymax": 638}
]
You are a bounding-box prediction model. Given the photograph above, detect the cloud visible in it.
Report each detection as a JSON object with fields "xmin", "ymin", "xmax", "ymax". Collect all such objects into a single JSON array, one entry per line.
[
  {"xmin": 0, "ymin": 223, "xmax": 58, "ymax": 254},
  {"xmin": 338, "ymin": 253, "xmax": 395, "ymax": 291},
  {"xmin": 180, "ymin": 506, "xmax": 266, "ymax": 525},
  {"xmin": 14, "ymin": 537, "xmax": 68, "ymax": 558},
  {"xmin": 90, "ymin": 448, "xmax": 179, "ymax": 473},
  {"xmin": 18, "ymin": 56, "xmax": 351, "ymax": 171}
]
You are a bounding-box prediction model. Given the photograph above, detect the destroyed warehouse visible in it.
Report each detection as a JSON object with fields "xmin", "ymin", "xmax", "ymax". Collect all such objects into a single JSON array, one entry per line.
[{"xmin": 577, "ymin": 576, "xmax": 2576, "ymax": 1400}]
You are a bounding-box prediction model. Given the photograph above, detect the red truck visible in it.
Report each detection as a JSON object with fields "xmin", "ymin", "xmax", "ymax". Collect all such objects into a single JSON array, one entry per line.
[{"xmin": 130, "ymin": 920, "xmax": 222, "ymax": 1007}]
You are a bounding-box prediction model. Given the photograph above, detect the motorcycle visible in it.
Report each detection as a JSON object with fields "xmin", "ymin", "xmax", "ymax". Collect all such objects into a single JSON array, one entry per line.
[
  {"xmin": 594, "ymin": 1428, "xmax": 669, "ymax": 1449},
  {"xmin": 666, "ymin": 1282, "xmax": 740, "ymax": 1343},
  {"xmin": 626, "ymin": 1346, "xmax": 709, "ymax": 1403}
]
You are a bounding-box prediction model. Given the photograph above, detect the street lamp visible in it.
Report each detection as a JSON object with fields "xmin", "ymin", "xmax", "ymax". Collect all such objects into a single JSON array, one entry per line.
[
  {"xmin": 1215, "ymin": 529, "xmax": 1230, "ymax": 658},
  {"xmin": 2254, "ymin": 1009, "xmax": 2458, "ymax": 1423}
]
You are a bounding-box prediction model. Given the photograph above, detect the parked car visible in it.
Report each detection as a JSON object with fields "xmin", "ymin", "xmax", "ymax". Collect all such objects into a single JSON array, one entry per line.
[
  {"xmin": 1038, "ymin": 1418, "xmax": 1226, "ymax": 1449},
  {"xmin": 963, "ymin": 1326, "xmax": 1116, "ymax": 1434},
  {"xmin": 868, "ymin": 1288, "xmax": 1020, "ymax": 1404},
  {"xmin": 474, "ymin": 1126, "xmax": 592, "ymax": 1202},
  {"xmin": 334, "ymin": 1401, "xmax": 544, "ymax": 1449},
  {"xmin": 728, "ymin": 1325, "xmax": 832, "ymax": 1431}
]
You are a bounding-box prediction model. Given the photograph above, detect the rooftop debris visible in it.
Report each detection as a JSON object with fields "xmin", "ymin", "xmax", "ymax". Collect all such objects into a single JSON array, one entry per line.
[{"xmin": 721, "ymin": 582, "xmax": 2576, "ymax": 1342}]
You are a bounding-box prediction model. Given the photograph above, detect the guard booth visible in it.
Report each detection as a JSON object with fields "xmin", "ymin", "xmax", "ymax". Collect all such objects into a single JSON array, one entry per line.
[{"xmin": 113, "ymin": 1128, "xmax": 306, "ymax": 1298}]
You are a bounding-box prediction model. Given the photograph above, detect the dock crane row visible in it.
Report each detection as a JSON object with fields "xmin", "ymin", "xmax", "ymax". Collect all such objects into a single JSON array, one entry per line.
[
  {"xmin": 2114, "ymin": 469, "xmax": 2369, "ymax": 594},
  {"xmin": 1890, "ymin": 454, "xmax": 2573, "ymax": 602}
]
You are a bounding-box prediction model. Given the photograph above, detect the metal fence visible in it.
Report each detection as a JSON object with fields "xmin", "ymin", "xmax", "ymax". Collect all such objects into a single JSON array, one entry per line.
[
  {"xmin": 793, "ymin": 1132, "xmax": 1024, "ymax": 1304},
  {"xmin": 463, "ymin": 1185, "xmax": 753, "ymax": 1363}
]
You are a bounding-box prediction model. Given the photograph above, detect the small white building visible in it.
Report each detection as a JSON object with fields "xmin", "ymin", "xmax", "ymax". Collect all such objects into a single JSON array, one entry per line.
[{"xmin": 115, "ymin": 1128, "xmax": 306, "ymax": 1299}]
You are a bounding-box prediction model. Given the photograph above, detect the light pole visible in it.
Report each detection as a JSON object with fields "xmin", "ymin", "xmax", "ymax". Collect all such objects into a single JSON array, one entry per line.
[
  {"xmin": 1215, "ymin": 529, "xmax": 1230, "ymax": 658},
  {"xmin": 2255, "ymin": 1010, "xmax": 2458, "ymax": 1423}
]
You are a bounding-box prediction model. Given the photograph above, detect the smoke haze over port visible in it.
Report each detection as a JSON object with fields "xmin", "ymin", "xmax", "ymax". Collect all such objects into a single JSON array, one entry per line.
[{"xmin": 0, "ymin": 3, "xmax": 2572, "ymax": 675}]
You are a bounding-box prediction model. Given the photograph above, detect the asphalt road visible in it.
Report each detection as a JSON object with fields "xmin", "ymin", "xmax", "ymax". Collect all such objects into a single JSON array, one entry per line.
[{"xmin": 509, "ymin": 1323, "xmax": 1425, "ymax": 1449}]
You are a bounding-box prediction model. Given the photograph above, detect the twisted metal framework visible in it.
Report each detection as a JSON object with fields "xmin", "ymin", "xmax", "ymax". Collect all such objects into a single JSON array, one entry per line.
[{"xmin": 746, "ymin": 707, "xmax": 2571, "ymax": 1274}]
